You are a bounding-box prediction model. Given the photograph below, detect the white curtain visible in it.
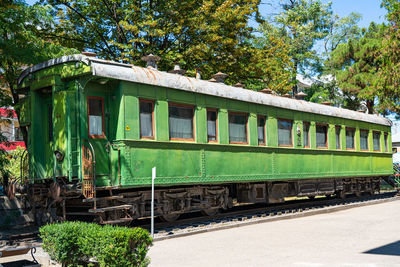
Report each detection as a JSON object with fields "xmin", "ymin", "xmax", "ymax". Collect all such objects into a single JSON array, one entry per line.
[
  {"xmin": 89, "ymin": 115, "xmax": 102, "ymax": 135},
  {"xmin": 346, "ymin": 130, "xmax": 355, "ymax": 149},
  {"xmin": 373, "ymin": 133, "xmax": 380, "ymax": 150},
  {"xmin": 278, "ymin": 120, "xmax": 292, "ymax": 145},
  {"xmin": 229, "ymin": 122, "xmax": 246, "ymax": 142},
  {"xmin": 169, "ymin": 116, "xmax": 193, "ymax": 139},
  {"xmin": 316, "ymin": 126, "xmax": 327, "ymax": 147},
  {"xmin": 257, "ymin": 125, "xmax": 265, "ymax": 143},
  {"xmin": 336, "ymin": 128, "xmax": 341, "ymax": 149},
  {"xmin": 140, "ymin": 113, "xmax": 153, "ymax": 137},
  {"xmin": 303, "ymin": 124, "xmax": 309, "ymax": 147},
  {"xmin": 207, "ymin": 120, "xmax": 216, "ymax": 141},
  {"xmin": 360, "ymin": 131, "xmax": 368, "ymax": 150}
]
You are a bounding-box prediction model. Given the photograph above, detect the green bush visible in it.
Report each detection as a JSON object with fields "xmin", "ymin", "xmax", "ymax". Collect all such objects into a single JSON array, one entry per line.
[{"xmin": 40, "ymin": 221, "xmax": 153, "ymax": 267}]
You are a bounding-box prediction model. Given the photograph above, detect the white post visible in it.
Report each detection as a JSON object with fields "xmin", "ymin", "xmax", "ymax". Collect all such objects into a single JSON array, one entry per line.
[{"xmin": 151, "ymin": 167, "xmax": 156, "ymax": 238}]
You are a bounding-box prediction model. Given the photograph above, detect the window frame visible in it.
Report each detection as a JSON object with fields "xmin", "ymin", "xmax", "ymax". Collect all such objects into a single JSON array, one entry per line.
[
  {"xmin": 87, "ymin": 96, "xmax": 106, "ymax": 139},
  {"xmin": 257, "ymin": 115, "xmax": 267, "ymax": 146},
  {"xmin": 277, "ymin": 118, "xmax": 293, "ymax": 147},
  {"xmin": 316, "ymin": 123, "xmax": 328, "ymax": 149},
  {"xmin": 345, "ymin": 127, "xmax": 356, "ymax": 150},
  {"xmin": 139, "ymin": 99, "xmax": 155, "ymax": 140},
  {"xmin": 335, "ymin": 125, "xmax": 341, "ymax": 149},
  {"xmin": 228, "ymin": 111, "xmax": 249, "ymax": 145},
  {"xmin": 359, "ymin": 129, "xmax": 369, "ymax": 151},
  {"xmin": 373, "ymin": 131, "xmax": 381, "ymax": 152},
  {"xmin": 206, "ymin": 108, "xmax": 218, "ymax": 143},
  {"xmin": 168, "ymin": 102, "xmax": 196, "ymax": 141},
  {"xmin": 303, "ymin": 121, "xmax": 310, "ymax": 148}
]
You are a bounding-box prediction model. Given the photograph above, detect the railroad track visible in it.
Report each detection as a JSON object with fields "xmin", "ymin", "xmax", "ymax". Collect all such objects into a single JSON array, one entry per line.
[
  {"xmin": 139, "ymin": 191, "xmax": 400, "ymax": 241},
  {"xmin": 2, "ymin": 192, "xmax": 399, "ymax": 246}
]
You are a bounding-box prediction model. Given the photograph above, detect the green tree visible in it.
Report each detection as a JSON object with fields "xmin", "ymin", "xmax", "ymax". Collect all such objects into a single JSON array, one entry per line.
[
  {"xmin": 329, "ymin": 22, "xmax": 386, "ymax": 113},
  {"xmin": 378, "ymin": 0, "xmax": 400, "ymax": 113},
  {"xmin": 304, "ymin": 12, "xmax": 362, "ymax": 106},
  {"xmin": 45, "ymin": 0, "xmax": 273, "ymax": 84},
  {"xmin": 260, "ymin": 0, "xmax": 333, "ymax": 94},
  {"xmin": 0, "ymin": 0, "xmax": 76, "ymax": 178}
]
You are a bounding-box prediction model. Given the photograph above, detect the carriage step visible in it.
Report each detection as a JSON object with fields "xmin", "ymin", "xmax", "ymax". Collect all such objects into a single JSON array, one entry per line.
[
  {"xmin": 82, "ymin": 195, "xmax": 124, "ymax": 202},
  {"xmin": 100, "ymin": 218, "xmax": 133, "ymax": 225},
  {"xmin": 89, "ymin": 205, "xmax": 132, "ymax": 213}
]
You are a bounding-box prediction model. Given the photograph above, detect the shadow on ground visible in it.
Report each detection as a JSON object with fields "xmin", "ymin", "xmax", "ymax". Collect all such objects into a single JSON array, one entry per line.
[{"xmin": 364, "ymin": 240, "xmax": 400, "ymax": 256}]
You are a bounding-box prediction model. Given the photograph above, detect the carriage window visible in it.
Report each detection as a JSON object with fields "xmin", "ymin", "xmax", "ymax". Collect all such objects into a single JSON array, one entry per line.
[
  {"xmin": 373, "ymin": 131, "xmax": 381, "ymax": 151},
  {"xmin": 140, "ymin": 100, "xmax": 154, "ymax": 139},
  {"xmin": 303, "ymin": 122, "xmax": 310, "ymax": 147},
  {"xmin": 360, "ymin": 130, "xmax": 369, "ymax": 150},
  {"xmin": 207, "ymin": 109, "xmax": 217, "ymax": 142},
  {"xmin": 257, "ymin": 116, "xmax": 266, "ymax": 145},
  {"xmin": 88, "ymin": 97, "xmax": 104, "ymax": 138},
  {"xmin": 346, "ymin": 128, "xmax": 355, "ymax": 149},
  {"xmin": 316, "ymin": 124, "xmax": 328, "ymax": 148},
  {"xmin": 229, "ymin": 113, "xmax": 248, "ymax": 144},
  {"xmin": 169, "ymin": 104, "xmax": 194, "ymax": 140},
  {"xmin": 384, "ymin": 133, "xmax": 388, "ymax": 152},
  {"xmin": 335, "ymin": 126, "xmax": 341, "ymax": 149},
  {"xmin": 278, "ymin": 119, "xmax": 292, "ymax": 146},
  {"xmin": 15, "ymin": 127, "xmax": 24, "ymax": 141}
]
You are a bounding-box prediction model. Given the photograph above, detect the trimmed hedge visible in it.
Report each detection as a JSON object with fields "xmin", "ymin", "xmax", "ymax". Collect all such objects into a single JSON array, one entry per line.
[{"xmin": 40, "ymin": 221, "xmax": 152, "ymax": 267}]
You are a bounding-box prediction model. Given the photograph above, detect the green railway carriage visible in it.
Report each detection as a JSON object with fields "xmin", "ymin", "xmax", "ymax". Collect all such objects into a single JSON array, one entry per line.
[{"xmin": 17, "ymin": 54, "xmax": 393, "ymax": 223}]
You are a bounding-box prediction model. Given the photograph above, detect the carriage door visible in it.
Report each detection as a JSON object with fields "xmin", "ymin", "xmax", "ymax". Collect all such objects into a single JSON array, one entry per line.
[{"xmin": 87, "ymin": 95, "xmax": 111, "ymax": 180}]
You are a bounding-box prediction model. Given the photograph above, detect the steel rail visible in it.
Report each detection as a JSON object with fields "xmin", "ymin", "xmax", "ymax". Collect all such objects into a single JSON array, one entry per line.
[{"xmin": 135, "ymin": 192, "xmax": 399, "ymax": 241}]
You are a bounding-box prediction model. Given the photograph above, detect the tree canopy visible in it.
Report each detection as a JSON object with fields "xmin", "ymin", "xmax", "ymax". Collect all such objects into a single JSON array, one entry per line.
[
  {"xmin": 329, "ymin": 23, "xmax": 386, "ymax": 114},
  {"xmin": 378, "ymin": 0, "xmax": 400, "ymax": 113},
  {"xmin": 259, "ymin": 0, "xmax": 332, "ymax": 94}
]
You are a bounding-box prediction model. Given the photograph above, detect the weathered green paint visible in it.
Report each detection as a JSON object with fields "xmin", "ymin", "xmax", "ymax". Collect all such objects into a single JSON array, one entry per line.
[{"xmin": 18, "ymin": 62, "xmax": 393, "ymax": 188}]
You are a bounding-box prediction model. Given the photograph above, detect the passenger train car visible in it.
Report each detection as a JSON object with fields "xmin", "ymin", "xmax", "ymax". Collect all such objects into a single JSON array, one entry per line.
[{"xmin": 16, "ymin": 54, "xmax": 393, "ymax": 224}]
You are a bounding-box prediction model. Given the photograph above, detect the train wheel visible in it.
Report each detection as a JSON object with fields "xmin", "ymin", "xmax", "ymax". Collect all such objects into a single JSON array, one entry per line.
[
  {"xmin": 355, "ymin": 191, "xmax": 362, "ymax": 197},
  {"xmin": 201, "ymin": 208, "xmax": 219, "ymax": 216},
  {"xmin": 160, "ymin": 213, "xmax": 180, "ymax": 222}
]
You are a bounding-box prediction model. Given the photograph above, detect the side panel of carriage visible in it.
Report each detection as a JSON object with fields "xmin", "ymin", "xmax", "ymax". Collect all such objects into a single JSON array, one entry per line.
[{"xmin": 18, "ymin": 62, "xmax": 393, "ymax": 190}]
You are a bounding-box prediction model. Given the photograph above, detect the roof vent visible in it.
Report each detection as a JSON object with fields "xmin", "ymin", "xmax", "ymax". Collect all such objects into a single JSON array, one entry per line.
[
  {"xmin": 82, "ymin": 51, "xmax": 97, "ymax": 57},
  {"xmin": 209, "ymin": 78, "xmax": 217, "ymax": 82},
  {"xmin": 212, "ymin": 72, "xmax": 228, "ymax": 83},
  {"xmin": 141, "ymin": 54, "xmax": 161, "ymax": 69},
  {"xmin": 233, "ymin": 82, "xmax": 245, "ymax": 88},
  {"xmin": 260, "ymin": 88, "xmax": 273, "ymax": 94},
  {"xmin": 196, "ymin": 68, "xmax": 201, "ymax": 80},
  {"xmin": 295, "ymin": 91, "xmax": 307, "ymax": 100},
  {"xmin": 168, "ymin": 63, "xmax": 186, "ymax": 75},
  {"xmin": 321, "ymin": 101, "xmax": 332, "ymax": 106},
  {"xmin": 283, "ymin": 93, "xmax": 292, "ymax": 98}
]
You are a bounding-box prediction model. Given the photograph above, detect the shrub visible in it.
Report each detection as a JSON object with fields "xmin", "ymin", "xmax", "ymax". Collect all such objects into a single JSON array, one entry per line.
[{"xmin": 40, "ymin": 221, "xmax": 153, "ymax": 267}]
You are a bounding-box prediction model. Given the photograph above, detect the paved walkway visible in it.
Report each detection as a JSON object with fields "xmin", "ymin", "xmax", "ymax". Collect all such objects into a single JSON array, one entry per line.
[{"xmin": 148, "ymin": 200, "xmax": 400, "ymax": 267}]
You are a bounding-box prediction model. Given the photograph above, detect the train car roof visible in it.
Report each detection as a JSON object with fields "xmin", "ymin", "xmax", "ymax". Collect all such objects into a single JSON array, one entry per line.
[{"xmin": 18, "ymin": 54, "xmax": 392, "ymax": 127}]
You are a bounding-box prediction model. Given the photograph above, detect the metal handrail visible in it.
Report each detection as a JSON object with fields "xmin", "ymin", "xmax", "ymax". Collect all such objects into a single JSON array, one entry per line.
[{"xmin": 84, "ymin": 139, "xmax": 97, "ymax": 210}]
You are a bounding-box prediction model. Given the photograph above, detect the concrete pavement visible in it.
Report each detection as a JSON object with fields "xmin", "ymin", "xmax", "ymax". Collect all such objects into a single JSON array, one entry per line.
[{"xmin": 148, "ymin": 200, "xmax": 400, "ymax": 267}]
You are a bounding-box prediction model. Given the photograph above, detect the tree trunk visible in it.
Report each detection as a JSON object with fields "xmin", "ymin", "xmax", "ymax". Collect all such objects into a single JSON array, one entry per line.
[
  {"xmin": 292, "ymin": 59, "xmax": 298, "ymax": 95},
  {"xmin": 366, "ymin": 99, "xmax": 374, "ymax": 114}
]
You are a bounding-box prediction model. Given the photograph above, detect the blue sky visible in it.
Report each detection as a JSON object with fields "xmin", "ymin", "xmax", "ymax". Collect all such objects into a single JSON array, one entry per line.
[
  {"xmin": 257, "ymin": 0, "xmax": 387, "ymax": 27},
  {"xmin": 324, "ymin": 0, "xmax": 386, "ymax": 28}
]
